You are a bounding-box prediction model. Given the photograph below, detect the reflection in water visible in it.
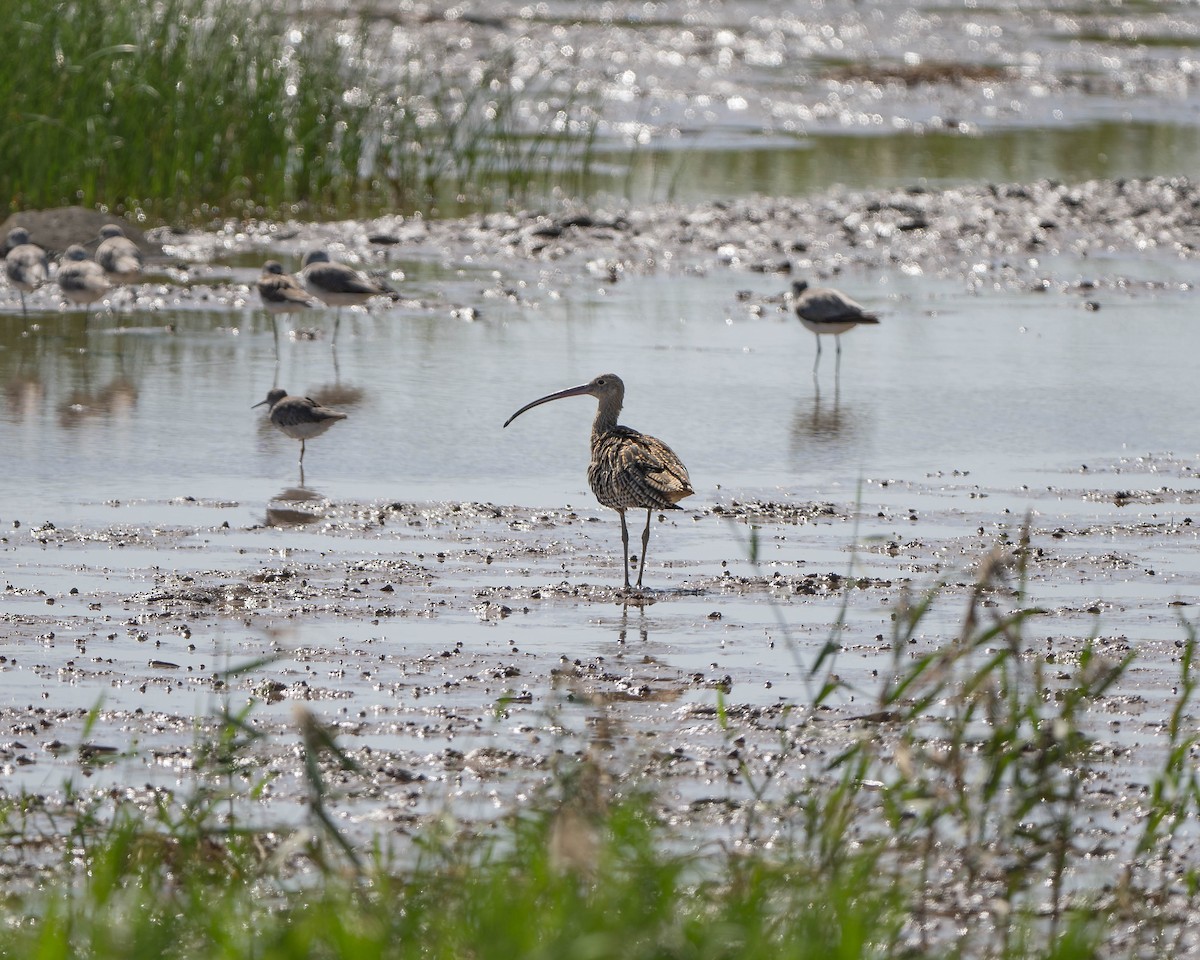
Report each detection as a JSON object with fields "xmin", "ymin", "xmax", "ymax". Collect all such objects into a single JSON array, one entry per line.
[
  {"xmin": 310, "ymin": 381, "xmax": 365, "ymax": 408},
  {"xmin": 265, "ymin": 505, "xmax": 322, "ymax": 527},
  {"xmin": 617, "ymin": 605, "xmax": 648, "ymax": 644},
  {"xmin": 275, "ymin": 486, "xmax": 323, "ymax": 503},
  {"xmin": 791, "ymin": 384, "xmax": 844, "ymax": 442},
  {"xmin": 5, "ymin": 375, "xmax": 44, "ymax": 418},
  {"xmin": 57, "ymin": 377, "xmax": 138, "ymax": 429},
  {"xmin": 265, "ymin": 485, "xmax": 326, "ymax": 527},
  {"xmin": 789, "ymin": 383, "xmax": 868, "ymax": 467}
]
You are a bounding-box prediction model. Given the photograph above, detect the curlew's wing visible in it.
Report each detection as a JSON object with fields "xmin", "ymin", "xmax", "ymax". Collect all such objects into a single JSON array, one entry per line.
[{"xmin": 592, "ymin": 427, "xmax": 694, "ymax": 511}]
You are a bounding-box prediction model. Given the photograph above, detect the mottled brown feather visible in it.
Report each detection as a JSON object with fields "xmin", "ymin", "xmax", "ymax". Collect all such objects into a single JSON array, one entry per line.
[{"xmin": 588, "ymin": 426, "xmax": 693, "ymax": 512}]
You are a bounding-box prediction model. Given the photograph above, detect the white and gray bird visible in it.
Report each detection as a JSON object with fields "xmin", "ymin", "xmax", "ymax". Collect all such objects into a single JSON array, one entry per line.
[
  {"xmin": 791, "ymin": 280, "xmax": 880, "ymax": 375},
  {"xmin": 299, "ymin": 249, "xmax": 396, "ymax": 343},
  {"xmin": 253, "ymin": 388, "xmax": 347, "ymax": 466},
  {"xmin": 4, "ymin": 227, "xmax": 49, "ymax": 318},
  {"xmin": 96, "ymin": 224, "xmax": 144, "ymax": 284},
  {"xmin": 257, "ymin": 260, "xmax": 319, "ymax": 351},
  {"xmin": 258, "ymin": 261, "xmax": 318, "ymax": 316},
  {"xmin": 58, "ymin": 245, "xmax": 111, "ymax": 320}
]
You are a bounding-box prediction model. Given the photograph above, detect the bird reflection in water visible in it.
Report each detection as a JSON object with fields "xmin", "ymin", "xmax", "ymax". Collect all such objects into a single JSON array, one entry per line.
[
  {"xmin": 789, "ymin": 380, "xmax": 864, "ymax": 461},
  {"xmin": 265, "ymin": 485, "xmax": 325, "ymax": 527},
  {"xmin": 57, "ymin": 377, "xmax": 138, "ymax": 429},
  {"xmin": 617, "ymin": 604, "xmax": 648, "ymax": 643}
]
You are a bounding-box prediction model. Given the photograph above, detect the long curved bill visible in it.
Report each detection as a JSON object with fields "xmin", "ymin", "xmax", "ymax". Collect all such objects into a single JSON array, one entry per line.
[{"xmin": 503, "ymin": 382, "xmax": 593, "ymax": 428}]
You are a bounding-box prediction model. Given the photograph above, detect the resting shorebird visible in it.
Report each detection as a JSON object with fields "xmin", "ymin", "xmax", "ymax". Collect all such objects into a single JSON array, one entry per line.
[
  {"xmin": 299, "ymin": 249, "xmax": 396, "ymax": 343},
  {"xmin": 504, "ymin": 373, "xmax": 694, "ymax": 592},
  {"xmin": 58, "ymin": 246, "xmax": 111, "ymax": 320},
  {"xmin": 96, "ymin": 224, "xmax": 144, "ymax": 284},
  {"xmin": 253, "ymin": 388, "xmax": 347, "ymax": 465},
  {"xmin": 4, "ymin": 228, "xmax": 49, "ymax": 318},
  {"xmin": 791, "ymin": 280, "xmax": 880, "ymax": 375}
]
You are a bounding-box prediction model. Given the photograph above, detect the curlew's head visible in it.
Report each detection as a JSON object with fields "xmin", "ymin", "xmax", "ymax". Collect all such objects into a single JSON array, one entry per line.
[
  {"xmin": 791, "ymin": 280, "xmax": 810, "ymax": 297},
  {"xmin": 262, "ymin": 261, "xmax": 286, "ymax": 276},
  {"xmin": 503, "ymin": 373, "xmax": 625, "ymax": 429},
  {"xmin": 6, "ymin": 227, "xmax": 30, "ymax": 249},
  {"xmin": 98, "ymin": 224, "xmax": 127, "ymax": 241},
  {"xmin": 253, "ymin": 387, "xmax": 288, "ymax": 410},
  {"xmin": 62, "ymin": 244, "xmax": 91, "ymax": 263},
  {"xmin": 301, "ymin": 250, "xmax": 331, "ymax": 268}
]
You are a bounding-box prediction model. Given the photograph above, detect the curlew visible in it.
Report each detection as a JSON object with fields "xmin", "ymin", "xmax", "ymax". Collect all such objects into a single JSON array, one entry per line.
[
  {"xmin": 4, "ymin": 227, "xmax": 49, "ymax": 318},
  {"xmin": 299, "ymin": 249, "xmax": 396, "ymax": 343},
  {"xmin": 96, "ymin": 224, "xmax": 144, "ymax": 285},
  {"xmin": 57, "ymin": 245, "xmax": 111, "ymax": 320},
  {"xmin": 791, "ymin": 280, "xmax": 880, "ymax": 375},
  {"xmin": 504, "ymin": 373, "xmax": 693, "ymax": 592},
  {"xmin": 253, "ymin": 388, "xmax": 347, "ymax": 465}
]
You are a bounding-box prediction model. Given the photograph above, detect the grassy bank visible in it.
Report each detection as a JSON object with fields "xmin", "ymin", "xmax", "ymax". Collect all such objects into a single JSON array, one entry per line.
[
  {"xmin": 0, "ymin": 0, "xmax": 595, "ymax": 223},
  {"xmin": 0, "ymin": 535, "xmax": 1197, "ymax": 958}
]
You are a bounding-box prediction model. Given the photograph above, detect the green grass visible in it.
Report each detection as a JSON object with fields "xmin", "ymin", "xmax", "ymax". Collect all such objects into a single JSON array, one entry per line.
[
  {"xmin": 0, "ymin": 0, "xmax": 596, "ymax": 223},
  {"xmin": 0, "ymin": 532, "xmax": 1197, "ymax": 958}
]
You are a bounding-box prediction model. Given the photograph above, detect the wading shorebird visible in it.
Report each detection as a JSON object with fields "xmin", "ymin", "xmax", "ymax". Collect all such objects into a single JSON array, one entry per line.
[
  {"xmin": 257, "ymin": 261, "xmax": 319, "ymax": 350},
  {"xmin": 504, "ymin": 373, "xmax": 694, "ymax": 592},
  {"xmin": 299, "ymin": 249, "xmax": 396, "ymax": 343},
  {"xmin": 57, "ymin": 245, "xmax": 111, "ymax": 320},
  {"xmin": 791, "ymin": 280, "xmax": 880, "ymax": 375},
  {"xmin": 253, "ymin": 388, "xmax": 347, "ymax": 465},
  {"xmin": 4, "ymin": 227, "xmax": 49, "ymax": 318},
  {"xmin": 95, "ymin": 224, "xmax": 144, "ymax": 285}
]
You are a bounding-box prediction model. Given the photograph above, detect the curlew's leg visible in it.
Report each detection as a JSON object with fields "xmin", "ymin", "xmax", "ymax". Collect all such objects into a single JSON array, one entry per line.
[
  {"xmin": 835, "ymin": 336, "xmax": 843, "ymax": 377},
  {"xmin": 299, "ymin": 439, "xmax": 307, "ymax": 465},
  {"xmin": 19, "ymin": 292, "xmax": 27, "ymax": 320},
  {"xmin": 812, "ymin": 334, "xmax": 821, "ymax": 374},
  {"xmin": 636, "ymin": 508, "xmax": 652, "ymax": 589},
  {"xmin": 332, "ymin": 310, "xmax": 342, "ymax": 345},
  {"xmin": 619, "ymin": 509, "xmax": 631, "ymax": 591}
]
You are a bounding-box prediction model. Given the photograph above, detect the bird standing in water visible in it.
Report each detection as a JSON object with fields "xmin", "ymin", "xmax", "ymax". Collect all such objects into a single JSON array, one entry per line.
[
  {"xmin": 253, "ymin": 388, "xmax": 347, "ymax": 465},
  {"xmin": 257, "ymin": 261, "xmax": 319, "ymax": 350},
  {"xmin": 258, "ymin": 261, "xmax": 318, "ymax": 316},
  {"xmin": 4, "ymin": 228, "xmax": 48, "ymax": 318},
  {"xmin": 299, "ymin": 249, "xmax": 396, "ymax": 343},
  {"xmin": 791, "ymin": 280, "xmax": 880, "ymax": 375},
  {"xmin": 57, "ymin": 245, "xmax": 111, "ymax": 320},
  {"xmin": 504, "ymin": 373, "xmax": 694, "ymax": 592}
]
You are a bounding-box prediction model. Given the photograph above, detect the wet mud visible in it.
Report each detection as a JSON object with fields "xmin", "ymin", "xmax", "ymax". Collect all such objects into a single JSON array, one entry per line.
[
  {"xmin": 3, "ymin": 447, "xmax": 1199, "ymax": 864},
  {"xmin": 3, "ymin": 0, "xmax": 1200, "ymax": 887}
]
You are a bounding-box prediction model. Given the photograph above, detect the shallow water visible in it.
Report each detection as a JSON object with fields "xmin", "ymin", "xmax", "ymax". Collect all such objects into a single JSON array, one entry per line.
[
  {"xmin": 358, "ymin": 0, "xmax": 1200, "ymax": 207},
  {"xmin": 1, "ymin": 253, "xmax": 1195, "ymax": 520}
]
